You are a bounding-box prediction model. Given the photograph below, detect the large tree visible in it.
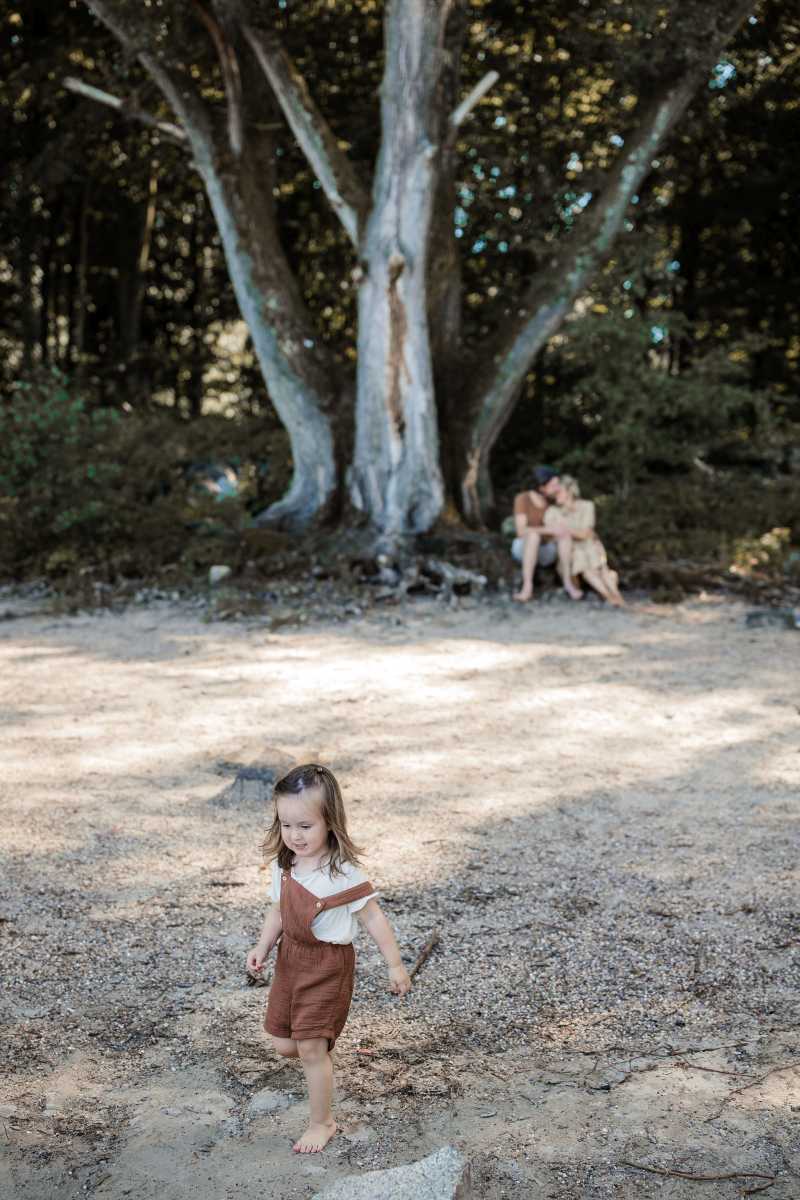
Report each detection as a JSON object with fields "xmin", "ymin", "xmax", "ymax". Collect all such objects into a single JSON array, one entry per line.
[{"xmin": 70, "ymin": 0, "xmax": 753, "ymax": 535}]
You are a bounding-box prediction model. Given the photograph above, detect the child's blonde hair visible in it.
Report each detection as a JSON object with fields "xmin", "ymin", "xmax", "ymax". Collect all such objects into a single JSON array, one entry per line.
[{"xmin": 262, "ymin": 763, "xmax": 363, "ymax": 877}]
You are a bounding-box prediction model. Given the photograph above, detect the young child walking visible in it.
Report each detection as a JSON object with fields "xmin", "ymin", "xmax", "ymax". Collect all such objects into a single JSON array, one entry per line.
[{"xmin": 247, "ymin": 763, "xmax": 411, "ymax": 1154}]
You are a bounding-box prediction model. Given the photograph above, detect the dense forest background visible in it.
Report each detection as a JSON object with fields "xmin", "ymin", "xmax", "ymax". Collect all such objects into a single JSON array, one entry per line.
[{"xmin": 1, "ymin": 1, "xmax": 798, "ymax": 592}]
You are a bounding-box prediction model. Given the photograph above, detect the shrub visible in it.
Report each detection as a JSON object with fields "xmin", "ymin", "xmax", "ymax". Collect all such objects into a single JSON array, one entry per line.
[
  {"xmin": 0, "ymin": 368, "xmax": 123, "ymax": 568},
  {"xmin": 0, "ymin": 368, "xmax": 286, "ymax": 581}
]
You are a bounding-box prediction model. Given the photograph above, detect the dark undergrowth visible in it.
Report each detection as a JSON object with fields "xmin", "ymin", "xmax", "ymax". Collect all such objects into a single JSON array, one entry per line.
[{"xmin": 1, "ymin": 370, "xmax": 798, "ymax": 611}]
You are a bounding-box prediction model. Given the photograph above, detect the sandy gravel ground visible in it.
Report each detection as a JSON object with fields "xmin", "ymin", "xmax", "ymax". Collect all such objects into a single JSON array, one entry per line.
[{"xmin": 1, "ymin": 591, "xmax": 799, "ymax": 1199}]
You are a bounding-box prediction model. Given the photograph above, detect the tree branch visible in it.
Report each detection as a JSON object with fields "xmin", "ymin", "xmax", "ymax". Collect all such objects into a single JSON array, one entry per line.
[
  {"xmin": 242, "ymin": 23, "xmax": 369, "ymax": 247},
  {"xmin": 449, "ymin": 70, "xmax": 499, "ymax": 129},
  {"xmin": 63, "ymin": 76, "xmax": 188, "ymax": 144},
  {"xmin": 192, "ymin": 1, "xmax": 243, "ymax": 156},
  {"xmin": 82, "ymin": 0, "xmax": 212, "ymax": 151},
  {"xmin": 465, "ymin": 0, "xmax": 753, "ymax": 472}
]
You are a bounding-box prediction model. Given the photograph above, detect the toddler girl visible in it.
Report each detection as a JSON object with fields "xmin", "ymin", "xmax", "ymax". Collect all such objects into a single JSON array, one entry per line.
[{"xmin": 246, "ymin": 763, "xmax": 411, "ymax": 1153}]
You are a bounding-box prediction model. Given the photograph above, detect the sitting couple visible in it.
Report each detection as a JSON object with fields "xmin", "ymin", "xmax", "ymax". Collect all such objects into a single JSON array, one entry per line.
[{"xmin": 512, "ymin": 465, "xmax": 624, "ymax": 606}]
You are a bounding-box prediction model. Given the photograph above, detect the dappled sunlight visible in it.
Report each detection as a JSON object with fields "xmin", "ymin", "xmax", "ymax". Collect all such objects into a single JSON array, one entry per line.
[{"xmin": 2, "ymin": 596, "xmax": 798, "ymax": 1200}]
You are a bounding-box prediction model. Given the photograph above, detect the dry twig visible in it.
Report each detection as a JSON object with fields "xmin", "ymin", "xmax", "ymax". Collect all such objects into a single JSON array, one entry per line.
[
  {"xmin": 675, "ymin": 1058, "xmax": 756, "ymax": 1078},
  {"xmin": 622, "ymin": 1160, "xmax": 775, "ymax": 1187},
  {"xmin": 409, "ymin": 928, "xmax": 440, "ymax": 979}
]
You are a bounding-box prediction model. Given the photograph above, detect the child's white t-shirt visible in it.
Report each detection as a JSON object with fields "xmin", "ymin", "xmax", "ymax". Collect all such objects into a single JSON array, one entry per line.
[{"xmin": 270, "ymin": 860, "xmax": 377, "ymax": 945}]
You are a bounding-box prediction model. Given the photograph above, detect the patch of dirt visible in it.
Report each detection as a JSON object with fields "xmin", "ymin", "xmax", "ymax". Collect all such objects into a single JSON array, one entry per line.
[{"xmin": 1, "ymin": 591, "xmax": 798, "ymax": 1198}]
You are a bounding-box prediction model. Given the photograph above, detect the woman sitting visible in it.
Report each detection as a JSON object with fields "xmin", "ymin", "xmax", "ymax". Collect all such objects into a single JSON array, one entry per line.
[{"xmin": 544, "ymin": 476, "xmax": 625, "ymax": 606}]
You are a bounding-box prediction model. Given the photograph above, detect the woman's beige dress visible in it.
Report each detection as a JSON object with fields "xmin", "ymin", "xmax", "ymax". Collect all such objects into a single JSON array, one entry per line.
[{"xmin": 544, "ymin": 499, "xmax": 608, "ymax": 575}]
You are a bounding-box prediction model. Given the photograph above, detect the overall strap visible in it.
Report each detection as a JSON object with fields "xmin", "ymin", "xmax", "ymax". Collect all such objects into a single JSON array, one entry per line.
[{"xmin": 314, "ymin": 881, "xmax": 375, "ymax": 913}]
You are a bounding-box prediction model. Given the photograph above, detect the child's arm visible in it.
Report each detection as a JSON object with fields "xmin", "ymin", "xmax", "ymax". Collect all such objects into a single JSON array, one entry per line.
[
  {"xmin": 356, "ymin": 900, "xmax": 411, "ymax": 995},
  {"xmin": 246, "ymin": 903, "xmax": 282, "ymax": 974}
]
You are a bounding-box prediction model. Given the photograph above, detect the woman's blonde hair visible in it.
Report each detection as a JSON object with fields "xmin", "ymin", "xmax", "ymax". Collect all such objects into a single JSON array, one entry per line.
[
  {"xmin": 262, "ymin": 763, "xmax": 363, "ymax": 876},
  {"xmin": 559, "ymin": 474, "xmax": 581, "ymax": 499}
]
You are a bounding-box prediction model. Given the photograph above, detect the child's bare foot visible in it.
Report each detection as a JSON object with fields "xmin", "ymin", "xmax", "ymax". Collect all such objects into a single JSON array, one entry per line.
[
  {"xmin": 292, "ymin": 1120, "xmax": 337, "ymax": 1153},
  {"xmin": 563, "ymin": 579, "xmax": 583, "ymax": 600},
  {"xmin": 513, "ymin": 588, "xmax": 534, "ymax": 602}
]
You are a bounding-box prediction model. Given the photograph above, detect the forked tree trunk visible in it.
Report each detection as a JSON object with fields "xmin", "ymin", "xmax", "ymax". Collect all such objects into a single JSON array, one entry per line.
[
  {"xmin": 348, "ymin": 0, "xmax": 458, "ymax": 536},
  {"xmin": 82, "ymin": 0, "xmax": 339, "ymax": 531},
  {"xmin": 79, "ymin": 0, "xmax": 751, "ymax": 535}
]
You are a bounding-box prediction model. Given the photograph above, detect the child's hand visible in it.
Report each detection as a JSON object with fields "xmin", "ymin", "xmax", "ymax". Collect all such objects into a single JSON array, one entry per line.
[
  {"xmin": 388, "ymin": 964, "xmax": 411, "ymax": 995},
  {"xmin": 246, "ymin": 944, "xmax": 268, "ymax": 974}
]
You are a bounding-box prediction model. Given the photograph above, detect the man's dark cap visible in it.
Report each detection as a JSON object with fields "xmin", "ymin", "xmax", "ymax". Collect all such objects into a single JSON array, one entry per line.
[{"xmin": 532, "ymin": 465, "xmax": 558, "ymax": 487}]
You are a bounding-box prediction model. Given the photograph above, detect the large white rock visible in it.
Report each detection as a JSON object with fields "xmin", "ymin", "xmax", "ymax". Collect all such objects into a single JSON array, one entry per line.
[
  {"xmin": 311, "ymin": 1146, "xmax": 472, "ymax": 1200},
  {"xmin": 245, "ymin": 1088, "xmax": 292, "ymax": 1117},
  {"xmin": 209, "ymin": 564, "xmax": 232, "ymax": 586}
]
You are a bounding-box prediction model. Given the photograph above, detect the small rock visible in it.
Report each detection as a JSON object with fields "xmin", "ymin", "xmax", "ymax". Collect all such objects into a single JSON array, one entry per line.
[
  {"xmin": 209, "ymin": 565, "xmax": 232, "ymax": 587},
  {"xmin": 245, "ymin": 1088, "xmax": 292, "ymax": 1117},
  {"xmin": 310, "ymin": 1146, "xmax": 472, "ymax": 1200},
  {"xmin": 342, "ymin": 1123, "xmax": 377, "ymax": 1145},
  {"xmin": 744, "ymin": 607, "xmax": 800, "ymax": 630}
]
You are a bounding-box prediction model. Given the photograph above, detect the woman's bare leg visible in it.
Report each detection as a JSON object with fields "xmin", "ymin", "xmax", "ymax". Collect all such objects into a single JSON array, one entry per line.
[
  {"xmin": 601, "ymin": 566, "xmax": 626, "ymax": 606},
  {"xmin": 293, "ymin": 1038, "xmax": 337, "ymax": 1153},
  {"xmin": 582, "ymin": 567, "xmax": 614, "ymax": 603},
  {"xmin": 556, "ymin": 535, "xmax": 583, "ymax": 599},
  {"xmin": 514, "ymin": 529, "xmax": 541, "ymax": 601}
]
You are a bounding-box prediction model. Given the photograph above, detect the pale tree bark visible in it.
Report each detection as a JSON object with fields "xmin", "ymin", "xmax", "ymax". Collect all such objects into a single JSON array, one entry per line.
[
  {"xmin": 76, "ymin": 0, "xmax": 752, "ymax": 536},
  {"xmin": 458, "ymin": 1, "xmax": 753, "ymax": 524},
  {"xmin": 349, "ymin": 0, "xmax": 462, "ymax": 537},
  {"xmin": 248, "ymin": 0, "xmax": 464, "ymax": 537},
  {"xmin": 78, "ymin": 0, "xmax": 339, "ymax": 530}
]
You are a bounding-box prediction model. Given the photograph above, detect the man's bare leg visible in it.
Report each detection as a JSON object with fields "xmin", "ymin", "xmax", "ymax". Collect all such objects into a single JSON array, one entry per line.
[{"xmin": 514, "ymin": 529, "xmax": 541, "ymax": 602}]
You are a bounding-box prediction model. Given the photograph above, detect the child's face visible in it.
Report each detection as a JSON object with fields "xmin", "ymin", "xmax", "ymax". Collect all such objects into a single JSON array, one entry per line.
[{"xmin": 276, "ymin": 788, "xmax": 329, "ymax": 866}]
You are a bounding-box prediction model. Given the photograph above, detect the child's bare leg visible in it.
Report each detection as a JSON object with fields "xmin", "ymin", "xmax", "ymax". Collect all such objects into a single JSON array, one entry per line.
[
  {"xmin": 293, "ymin": 1038, "xmax": 336, "ymax": 1153},
  {"xmin": 514, "ymin": 529, "xmax": 541, "ymax": 601},
  {"xmin": 272, "ymin": 1036, "xmax": 299, "ymax": 1059}
]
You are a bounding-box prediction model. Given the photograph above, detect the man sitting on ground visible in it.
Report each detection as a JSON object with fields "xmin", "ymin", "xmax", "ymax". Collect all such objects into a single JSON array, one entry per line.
[{"xmin": 511, "ymin": 465, "xmax": 582, "ymax": 602}]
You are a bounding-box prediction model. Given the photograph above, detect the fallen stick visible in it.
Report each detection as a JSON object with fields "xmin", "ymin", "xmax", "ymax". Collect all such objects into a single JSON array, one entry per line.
[
  {"xmin": 675, "ymin": 1059, "xmax": 756, "ymax": 1078},
  {"xmin": 705, "ymin": 1059, "xmax": 800, "ymax": 1123},
  {"xmin": 622, "ymin": 1161, "xmax": 775, "ymax": 1185},
  {"xmin": 409, "ymin": 928, "xmax": 440, "ymax": 980}
]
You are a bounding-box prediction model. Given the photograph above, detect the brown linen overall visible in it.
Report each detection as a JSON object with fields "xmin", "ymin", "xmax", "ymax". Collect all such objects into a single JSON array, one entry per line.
[{"xmin": 264, "ymin": 871, "xmax": 374, "ymax": 1049}]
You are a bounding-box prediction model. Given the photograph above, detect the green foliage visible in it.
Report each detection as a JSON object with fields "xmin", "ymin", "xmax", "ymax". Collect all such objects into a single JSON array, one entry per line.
[
  {"xmin": 730, "ymin": 525, "xmax": 795, "ymax": 579},
  {"xmin": 0, "ymin": 368, "xmax": 288, "ymax": 580},
  {"xmin": 0, "ymin": 368, "xmax": 122, "ymax": 545},
  {"xmin": 535, "ymin": 311, "xmax": 774, "ymax": 495},
  {"xmin": 1, "ymin": 0, "xmax": 798, "ymax": 563}
]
